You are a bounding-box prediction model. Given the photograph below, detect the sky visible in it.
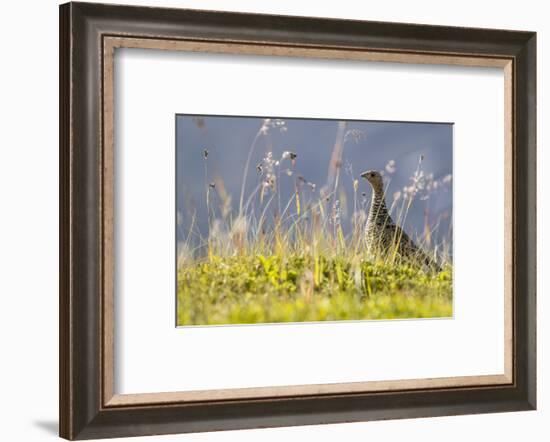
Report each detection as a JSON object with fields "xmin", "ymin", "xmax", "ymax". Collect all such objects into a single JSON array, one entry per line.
[{"xmin": 176, "ymin": 115, "xmax": 453, "ymax": 254}]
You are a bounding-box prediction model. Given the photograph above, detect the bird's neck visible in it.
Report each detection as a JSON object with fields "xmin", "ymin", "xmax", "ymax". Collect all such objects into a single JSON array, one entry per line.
[{"xmin": 369, "ymin": 187, "xmax": 389, "ymax": 219}]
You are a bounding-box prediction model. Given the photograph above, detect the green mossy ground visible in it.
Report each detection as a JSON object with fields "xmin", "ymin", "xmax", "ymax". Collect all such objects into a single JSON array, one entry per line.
[{"xmin": 177, "ymin": 254, "xmax": 452, "ymax": 325}]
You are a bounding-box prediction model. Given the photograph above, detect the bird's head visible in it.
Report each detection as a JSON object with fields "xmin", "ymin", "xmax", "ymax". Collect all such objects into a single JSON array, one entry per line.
[{"xmin": 360, "ymin": 170, "xmax": 384, "ymax": 192}]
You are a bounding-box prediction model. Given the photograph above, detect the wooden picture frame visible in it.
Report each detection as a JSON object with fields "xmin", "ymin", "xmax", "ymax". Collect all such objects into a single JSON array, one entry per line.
[{"xmin": 59, "ymin": 2, "xmax": 536, "ymax": 439}]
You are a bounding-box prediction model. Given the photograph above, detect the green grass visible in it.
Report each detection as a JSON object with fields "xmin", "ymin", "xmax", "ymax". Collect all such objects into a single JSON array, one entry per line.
[{"xmin": 177, "ymin": 254, "xmax": 452, "ymax": 325}]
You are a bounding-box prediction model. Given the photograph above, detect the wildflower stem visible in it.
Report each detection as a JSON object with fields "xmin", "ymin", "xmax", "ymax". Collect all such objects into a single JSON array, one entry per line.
[{"xmin": 239, "ymin": 130, "xmax": 263, "ymax": 216}]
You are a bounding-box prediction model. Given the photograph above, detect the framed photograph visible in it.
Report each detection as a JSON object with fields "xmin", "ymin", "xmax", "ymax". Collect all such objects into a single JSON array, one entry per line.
[{"xmin": 59, "ymin": 2, "xmax": 536, "ymax": 440}]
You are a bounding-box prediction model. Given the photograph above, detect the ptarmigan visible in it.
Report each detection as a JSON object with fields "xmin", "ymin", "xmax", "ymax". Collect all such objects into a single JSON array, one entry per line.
[{"xmin": 361, "ymin": 170, "xmax": 441, "ymax": 271}]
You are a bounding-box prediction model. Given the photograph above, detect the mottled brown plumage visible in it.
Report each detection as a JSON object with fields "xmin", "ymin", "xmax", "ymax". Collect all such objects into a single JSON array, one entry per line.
[{"xmin": 361, "ymin": 170, "xmax": 440, "ymax": 271}]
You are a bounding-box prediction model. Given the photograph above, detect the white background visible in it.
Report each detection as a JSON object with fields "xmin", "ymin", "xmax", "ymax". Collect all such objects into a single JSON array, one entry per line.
[
  {"xmin": 117, "ymin": 50, "xmax": 504, "ymax": 394},
  {"xmin": 0, "ymin": 0, "xmax": 546, "ymax": 441}
]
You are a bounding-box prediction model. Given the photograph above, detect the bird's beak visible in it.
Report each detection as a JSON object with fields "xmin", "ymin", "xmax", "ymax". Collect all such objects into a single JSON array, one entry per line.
[{"xmin": 360, "ymin": 172, "xmax": 368, "ymax": 179}]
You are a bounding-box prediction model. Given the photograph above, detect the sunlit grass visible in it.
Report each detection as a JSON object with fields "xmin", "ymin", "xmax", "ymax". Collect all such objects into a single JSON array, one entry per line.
[{"xmin": 177, "ymin": 254, "xmax": 452, "ymax": 325}]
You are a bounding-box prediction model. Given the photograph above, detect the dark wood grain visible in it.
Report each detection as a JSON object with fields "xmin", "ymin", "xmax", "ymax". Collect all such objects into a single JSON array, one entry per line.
[
  {"xmin": 59, "ymin": 2, "xmax": 536, "ymax": 439},
  {"xmin": 512, "ymin": 33, "xmax": 537, "ymax": 409},
  {"xmin": 59, "ymin": 4, "xmax": 71, "ymax": 438}
]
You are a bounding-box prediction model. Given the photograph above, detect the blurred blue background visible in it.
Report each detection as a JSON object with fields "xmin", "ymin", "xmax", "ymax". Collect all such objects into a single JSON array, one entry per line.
[{"xmin": 176, "ymin": 115, "xmax": 453, "ymax": 254}]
